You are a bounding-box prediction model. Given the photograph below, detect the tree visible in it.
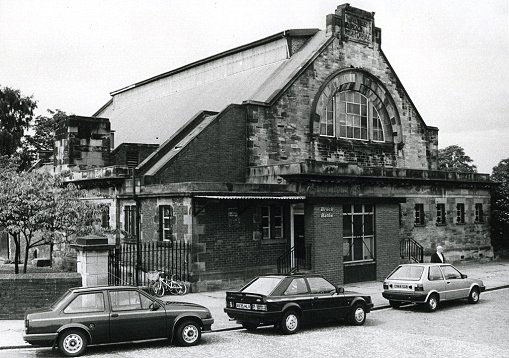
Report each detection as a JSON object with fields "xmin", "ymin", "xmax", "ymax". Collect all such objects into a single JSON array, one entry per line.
[
  {"xmin": 0, "ymin": 86, "xmax": 37, "ymax": 157},
  {"xmin": 491, "ymin": 158, "xmax": 509, "ymax": 250},
  {"xmin": 0, "ymin": 170, "xmax": 105, "ymax": 273},
  {"xmin": 438, "ymin": 145, "xmax": 477, "ymax": 173}
]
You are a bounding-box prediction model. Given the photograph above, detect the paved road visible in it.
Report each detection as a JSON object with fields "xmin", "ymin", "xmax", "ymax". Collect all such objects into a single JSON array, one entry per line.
[{"xmin": 4, "ymin": 288, "xmax": 508, "ymax": 358}]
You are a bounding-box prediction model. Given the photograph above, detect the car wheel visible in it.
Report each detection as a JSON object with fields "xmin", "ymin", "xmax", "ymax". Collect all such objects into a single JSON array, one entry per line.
[
  {"xmin": 426, "ymin": 293, "xmax": 439, "ymax": 312},
  {"xmin": 58, "ymin": 329, "xmax": 88, "ymax": 357},
  {"xmin": 241, "ymin": 322, "xmax": 258, "ymax": 331},
  {"xmin": 349, "ymin": 303, "xmax": 367, "ymax": 326},
  {"xmin": 389, "ymin": 300, "xmax": 402, "ymax": 309},
  {"xmin": 280, "ymin": 310, "xmax": 300, "ymax": 335},
  {"xmin": 468, "ymin": 287, "xmax": 480, "ymax": 304},
  {"xmin": 175, "ymin": 320, "xmax": 201, "ymax": 346}
]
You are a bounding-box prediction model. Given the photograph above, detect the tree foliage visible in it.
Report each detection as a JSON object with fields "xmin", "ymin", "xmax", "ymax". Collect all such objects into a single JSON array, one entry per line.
[
  {"xmin": 0, "ymin": 86, "xmax": 37, "ymax": 157},
  {"xmin": 438, "ymin": 145, "xmax": 477, "ymax": 173},
  {"xmin": 491, "ymin": 158, "xmax": 509, "ymax": 249},
  {"xmin": 0, "ymin": 171, "xmax": 105, "ymax": 273}
]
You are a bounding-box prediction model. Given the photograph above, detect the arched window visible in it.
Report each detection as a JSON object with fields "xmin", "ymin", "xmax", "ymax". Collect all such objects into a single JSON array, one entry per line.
[{"xmin": 320, "ymin": 91, "xmax": 385, "ymax": 142}]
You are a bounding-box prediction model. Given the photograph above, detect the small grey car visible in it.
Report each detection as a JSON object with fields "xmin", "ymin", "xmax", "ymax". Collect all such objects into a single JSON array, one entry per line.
[{"xmin": 382, "ymin": 263, "xmax": 485, "ymax": 312}]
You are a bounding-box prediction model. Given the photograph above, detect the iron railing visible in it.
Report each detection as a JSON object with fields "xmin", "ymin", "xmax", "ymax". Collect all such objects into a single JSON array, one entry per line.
[
  {"xmin": 108, "ymin": 241, "xmax": 190, "ymax": 286},
  {"xmin": 277, "ymin": 244, "xmax": 312, "ymax": 274},
  {"xmin": 400, "ymin": 238, "xmax": 424, "ymax": 263}
]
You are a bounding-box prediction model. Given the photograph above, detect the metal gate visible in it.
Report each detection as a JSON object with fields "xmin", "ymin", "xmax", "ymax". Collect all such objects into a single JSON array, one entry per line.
[{"xmin": 108, "ymin": 241, "xmax": 191, "ymax": 286}]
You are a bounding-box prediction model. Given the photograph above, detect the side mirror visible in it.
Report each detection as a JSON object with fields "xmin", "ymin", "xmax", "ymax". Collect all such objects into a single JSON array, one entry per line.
[
  {"xmin": 149, "ymin": 302, "xmax": 161, "ymax": 311},
  {"xmin": 336, "ymin": 286, "xmax": 345, "ymax": 294},
  {"xmin": 461, "ymin": 274, "xmax": 468, "ymax": 279}
]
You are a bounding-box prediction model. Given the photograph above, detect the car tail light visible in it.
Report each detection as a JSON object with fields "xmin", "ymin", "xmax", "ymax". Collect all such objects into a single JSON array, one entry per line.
[
  {"xmin": 252, "ymin": 304, "xmax": 267, "ymax": 311},
  {"xmin": 383, "ymin": 282, "xmax": 389, "ymax": 289},
  {"xmin": 414, "ymin": 284, "xmax": 424, "ymax": 291},
  {"xmin": 25, "ymin": 318, "xmax": 29, "ymax": 332}
]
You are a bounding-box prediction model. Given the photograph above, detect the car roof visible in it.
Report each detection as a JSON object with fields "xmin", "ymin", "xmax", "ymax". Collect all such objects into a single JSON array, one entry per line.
[
  {"xmin": 70, "ymin": 285, "xmax": 141, "ymax": 293},
  {"xmin": 257, "ymin": 273, "xmax": 324, "ymax": 279},
  {"xmin": 399, "ymin": 263, "xmax": 452, "ymax": 267}
]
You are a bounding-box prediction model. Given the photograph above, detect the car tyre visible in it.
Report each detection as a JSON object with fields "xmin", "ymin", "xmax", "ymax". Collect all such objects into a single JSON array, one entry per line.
[
  {"xmin": 468, "ymin": 287, "xmax": 480, "ymax": 304},
  {"xmin": 349, "ymin": 303, "xmax": 367, "ymax": 326},
  {"xmin": 58, "ymin": 329, "xmax": 88, "ymax": 357},
  {"xmin": 389, "ymin": 300, "xmax": 402, "ymax": 309},
  {"xmin": 175, "ymin": 320, "xmax": 201, "ymax": 346},
  {"xmin": 280, "ymin": 310, "xmax": 300, "ymax": 335},
  {"xmin": 241, "ymin": 322, "xmax": 258, "ymax": 331},
  {"xmin": 426, "ymin": 293, "xmax": 439, "ymax": 312}
]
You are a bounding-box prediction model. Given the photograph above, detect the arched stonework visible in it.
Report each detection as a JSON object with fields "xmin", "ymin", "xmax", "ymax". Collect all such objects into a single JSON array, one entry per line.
[{"xmin": 310, "ymin": 68, "xmax": 402, "ymax": 144}]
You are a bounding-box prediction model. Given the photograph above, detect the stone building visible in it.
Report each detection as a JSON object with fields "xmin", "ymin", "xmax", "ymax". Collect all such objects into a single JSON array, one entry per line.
[{"xmin": 59, "ymin": 4, "xmax": 492, "ymax": 289}]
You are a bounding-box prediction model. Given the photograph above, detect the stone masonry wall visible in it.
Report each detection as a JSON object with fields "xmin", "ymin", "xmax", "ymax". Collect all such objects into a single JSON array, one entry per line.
[
  {"xmin": 0, "ymin": 273, "xmax": 82, "ymax": 319},
  {"xmin": 375, "ymin": 203, "xmax": 401, "ymax": 281},
  {"xmin": 247, "ymin": 34, "xmax": 434, "ymax": 171},
  {"xmin": 400, "ymin": 187, "xmax": 492, "ymax": 262}
]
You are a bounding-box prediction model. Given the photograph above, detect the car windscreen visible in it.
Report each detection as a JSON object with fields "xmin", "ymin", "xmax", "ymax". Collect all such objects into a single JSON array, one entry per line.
[
  {"xmin": 388, "ymin": 266, "xmax": 424, "ymax": 281},
  {"xmin": 241, "ymin": 277, "xmax": 283, "ymax": 296},
  {"xmin": 50, "ymin": 289, "xmax": 72, "ymax": 310}
]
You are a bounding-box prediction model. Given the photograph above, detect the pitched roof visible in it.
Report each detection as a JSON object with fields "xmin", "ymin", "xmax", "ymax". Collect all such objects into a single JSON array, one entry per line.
[{"xmin": 94, "ymin": 29, "xmax": 324, "ymax": 147}]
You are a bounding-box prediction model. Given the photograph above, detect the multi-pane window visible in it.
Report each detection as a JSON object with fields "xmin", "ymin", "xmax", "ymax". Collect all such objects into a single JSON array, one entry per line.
[
  {"xmin": 124, "ymin": 205, "xmax": 137, "ymax": 238},
  {"xmin": 414, "ymin": 204, "xmax": 425, "ymax": 225},
  {"xmin": 475, "ymin": 203, "xmax": 484, "ymax": 223},
  {"xmin": 436, "ymin": 204, "xmax": 446, "ymax": 225},
  {"xmin": 456, "ymin": 203, "xmax": 465, "ymax": 224},
  {"xmin": 159, "ymin": 205, "xmax": 173, "ymax": 242},
  {"xmin": 320, "ymin": 90, "xmax": 385, "ymax": 142},
  {"xmin": 260, "ymin": 206, "xmax": 284, "ymax": 240},
  {"xmin": 343, "ymin": 204, "xmax": 374, "ymax": 262},
  {"xmin": 320, "ymin": 97, "xmax": 335, "ymax": 137}
]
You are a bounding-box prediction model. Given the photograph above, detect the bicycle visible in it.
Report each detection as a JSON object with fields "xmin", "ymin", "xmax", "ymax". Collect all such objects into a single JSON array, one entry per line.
[{"xmin": 147, "ymin": 271, "xmax": 188, "ymax": 297}]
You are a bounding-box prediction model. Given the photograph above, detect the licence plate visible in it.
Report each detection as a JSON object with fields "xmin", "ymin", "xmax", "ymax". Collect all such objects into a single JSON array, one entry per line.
[
  {"xmin": 393, "ymin": 284, "xmax": 409, "ymax": 289},
  {"xmin": 236, "ymin": 303, "xmax": 251, "ymax": 310}
]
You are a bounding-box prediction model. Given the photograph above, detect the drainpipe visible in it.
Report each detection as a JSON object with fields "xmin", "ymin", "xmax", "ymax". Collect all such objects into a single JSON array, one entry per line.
[{"xmin": 133, "ymin": 169, "xmax": 141, "ymax": 286}]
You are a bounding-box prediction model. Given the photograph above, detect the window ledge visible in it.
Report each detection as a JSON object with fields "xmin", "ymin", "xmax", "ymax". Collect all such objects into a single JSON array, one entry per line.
[
  {"xmin": 414, "ymin": 223, "xmax": 426, "ymax": 227},
  {"xmin": 343, "ymin": 260, "xmax": 375, "ymax": 266},
  {"xmin": 260, "ymin": 239, "xmax": 286, "ymax": 245},
  {"xmin": 455, "ymin": 222, "xmax": 466, "ymax": 225},
  {"xmin": 435, "ymin": 223, "xmax": 447, "ymax": 226}
]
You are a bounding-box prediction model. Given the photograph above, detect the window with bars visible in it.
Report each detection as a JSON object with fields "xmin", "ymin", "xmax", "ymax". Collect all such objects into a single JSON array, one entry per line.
[
  {"xmin": 159, "ymin": 205, "xmax": 173, "ymax": 242},
  {"xmin": 475, "ymin": 203, "xmax": 484, "ymax": 223},
  {"xmin": 260, "ymin": 205, "xmax": 284, "ymax": 240},
  {"xmin": 456, "ymin": 203, "xmax": 465, "ymax": 224},
  {"xmin": 414, "ymin": 204, "xmax": 425, "ymax": 226},
  {"xmin": 124, "ymin": 205, "xmax": 137, "ymax": 238},
  {"xmin": 436, "ymin": 203, "xmax": 446, "ymax": 225},
  {"xmin": 320, "ymin": 90, "xmax": 385, "ymax": 142},
  {"xmin": 343, "ymin": 204, "xmax": 374, "ymax": 262}
]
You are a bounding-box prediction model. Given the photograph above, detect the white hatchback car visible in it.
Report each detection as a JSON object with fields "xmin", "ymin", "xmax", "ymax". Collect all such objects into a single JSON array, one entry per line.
[{"xmin": 382, "ymin": 263, "xmax": 485, "ymax": 312}]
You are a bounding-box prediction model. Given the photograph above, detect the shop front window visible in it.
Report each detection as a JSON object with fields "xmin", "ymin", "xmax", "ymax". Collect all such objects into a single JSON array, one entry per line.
[{"xmin": 343, "ymin": 204, "xmax": 374, "ymax": 262}]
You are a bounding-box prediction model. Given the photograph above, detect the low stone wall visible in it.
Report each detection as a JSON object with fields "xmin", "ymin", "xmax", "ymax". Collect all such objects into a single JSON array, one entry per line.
[{"xmin": 0, "ymin": 272, "xmax": 82, "ymax": 319}]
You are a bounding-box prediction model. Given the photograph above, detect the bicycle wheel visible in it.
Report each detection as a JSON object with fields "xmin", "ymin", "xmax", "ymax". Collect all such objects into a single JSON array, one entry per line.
[
  {"xmin": 152, "ymin": 280, "xmax": 165, "ymax": 297},
  {"xmin": 176, "ymin": 281, "xmax": 188, "ymax": 295}
]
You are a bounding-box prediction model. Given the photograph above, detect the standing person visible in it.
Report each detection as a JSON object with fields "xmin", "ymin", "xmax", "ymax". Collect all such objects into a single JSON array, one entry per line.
[{"xmin": 430, "ymin": 245, "xmax": 446, "ymax": 263}]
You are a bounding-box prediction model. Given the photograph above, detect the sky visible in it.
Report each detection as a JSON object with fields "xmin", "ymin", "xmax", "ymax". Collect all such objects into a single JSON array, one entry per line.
[{"xmin": 0, "ymin": 0, "xmax": 508, "ymax": 174}]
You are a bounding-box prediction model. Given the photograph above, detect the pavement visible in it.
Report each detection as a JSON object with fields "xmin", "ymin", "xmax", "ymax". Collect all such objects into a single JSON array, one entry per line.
[{"xmin": 1, "ymin": 259, "xmax": 508, "ymax": 350}]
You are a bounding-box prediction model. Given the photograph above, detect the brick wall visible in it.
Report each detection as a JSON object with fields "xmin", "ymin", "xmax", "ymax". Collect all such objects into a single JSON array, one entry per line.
[
  {"xmin": 375, "ymin": 203, "xmax": 401, "ymax": 281},
  {"xmin": 0, "ymin": 273, "xmax": 82, "ymax": 319},
  {"xmin": 193, "ymin": 200, "xmax": 288, "ymax": 289},
  {"xmin": 155, "ymin": 105, "xmax": 247, "ymax": 183},
  {"xmin": 305, "ymin": 203, "xmax": 343, "ymax": 285}
]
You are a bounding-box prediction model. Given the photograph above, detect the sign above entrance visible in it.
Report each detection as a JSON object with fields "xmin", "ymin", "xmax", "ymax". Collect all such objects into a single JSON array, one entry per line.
[{"xmin": 320, "ymin": 207, "xmax": 334, "ymax": 218}]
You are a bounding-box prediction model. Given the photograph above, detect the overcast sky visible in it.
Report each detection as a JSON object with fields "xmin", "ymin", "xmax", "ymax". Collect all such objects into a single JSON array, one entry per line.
[{"xmin": 0, "ymin": 0, "xmax": 507, "ymax": 173}]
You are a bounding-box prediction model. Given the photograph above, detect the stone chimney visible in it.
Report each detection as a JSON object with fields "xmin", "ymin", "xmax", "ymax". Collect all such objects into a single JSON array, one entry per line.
[{"xmin": 326, "ymin": 3, "xmax": 381, "ymax": 45}]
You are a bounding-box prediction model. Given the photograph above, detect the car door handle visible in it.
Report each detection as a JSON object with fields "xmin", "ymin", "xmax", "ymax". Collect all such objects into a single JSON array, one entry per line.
[
  {"xmin": 111, "ymin": 313, "xmax": 119, "ymax": 318},
  {"xmin": 446, "ymin": 281, "xmax": 451, "ymax": 284}
]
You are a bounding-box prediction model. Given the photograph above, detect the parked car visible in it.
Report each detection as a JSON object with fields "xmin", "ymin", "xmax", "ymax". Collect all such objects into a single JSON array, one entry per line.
[
  {"xmin": 382, "ymin": 263, "xmax": 485, "ymax": 312},
  {"xmin": 224, "ymin": 274, "xmax": 373, "ymax": 334},
  {"xmin": 23, "ymin": 286, "xmax": 214, "ymax": 357}
]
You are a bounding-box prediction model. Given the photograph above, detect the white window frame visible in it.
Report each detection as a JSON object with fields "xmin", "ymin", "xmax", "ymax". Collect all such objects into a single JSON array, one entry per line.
[{"xmin": 343, "ymin": 204, "xmax": 375, "ymax": 263}]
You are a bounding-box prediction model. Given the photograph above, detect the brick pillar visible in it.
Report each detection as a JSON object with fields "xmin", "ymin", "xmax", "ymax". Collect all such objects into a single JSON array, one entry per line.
[
  {"xmin": 305, "ymin": 202, "xmax": 343, "ymax": 285},
  {"xmin": 72, "ymin": 235, "xmax": 112, "ymax": 287},
  {"xmin": 375, "ymin": 203, "xmax": 401, "ymax": 281}
]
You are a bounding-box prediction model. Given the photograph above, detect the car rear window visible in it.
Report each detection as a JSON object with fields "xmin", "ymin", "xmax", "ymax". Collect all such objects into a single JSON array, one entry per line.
[
  {"xmin": 388, "ymin": 266, "xmax": 424, "ymax": 281},
  {"xmin": 50, "ymin": 289, "xmax": 72, "ymax": 310},
  {"xmin": 241, "ymin": 277, "xmax": 283, "ymax": 296}
]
